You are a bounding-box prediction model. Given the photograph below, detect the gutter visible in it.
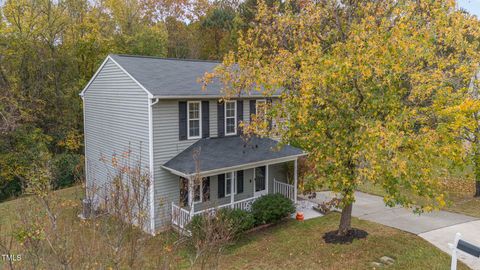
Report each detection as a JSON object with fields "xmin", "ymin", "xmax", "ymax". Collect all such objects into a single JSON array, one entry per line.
[{"xmin": 161, "ymin": 153, "xmax": 307, "ymax": 178}]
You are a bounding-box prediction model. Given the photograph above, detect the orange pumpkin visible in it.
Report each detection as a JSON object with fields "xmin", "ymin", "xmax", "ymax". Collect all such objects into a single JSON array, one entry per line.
[{"xmin": 296, "ymin": 212, "xmax": 304, "ymax": 221}]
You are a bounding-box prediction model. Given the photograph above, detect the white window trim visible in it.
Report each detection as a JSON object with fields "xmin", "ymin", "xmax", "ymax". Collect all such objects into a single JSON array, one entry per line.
[
  {"xmin": 225, "ymin": 172, "xmax": 237, "ymax": 196},
  {"xmin": 224, "ymin": 100, "xmax": 237, "ymax": 136},
  {"xmin": 187, "ymin": 101, "xmax": 202, "ymax": 140}
]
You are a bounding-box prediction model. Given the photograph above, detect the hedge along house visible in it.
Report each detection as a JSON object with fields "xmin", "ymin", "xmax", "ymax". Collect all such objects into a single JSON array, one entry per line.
[{"xmin": 80, "ymin": 54, "xmax": 306, "ymax": 234}]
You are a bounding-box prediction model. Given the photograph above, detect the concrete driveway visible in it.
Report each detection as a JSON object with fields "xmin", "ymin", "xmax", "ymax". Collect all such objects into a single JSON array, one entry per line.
[{"xmin": 306, "ymin": 191, "xmax": 480, "ymax": 269}]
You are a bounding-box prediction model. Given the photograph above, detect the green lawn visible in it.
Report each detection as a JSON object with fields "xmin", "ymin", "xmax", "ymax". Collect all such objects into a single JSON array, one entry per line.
[
  {"xmin": 215, "ymin": 213, "xmax": 465, "ymax": 270},
  {"xmin": 0, "ymin": 185, "xmax": 467, "ymax": 269}
]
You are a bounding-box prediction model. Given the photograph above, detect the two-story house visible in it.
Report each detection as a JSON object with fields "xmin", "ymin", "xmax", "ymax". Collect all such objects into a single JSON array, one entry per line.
[{"xmin": 80, "ymin": 54, "xmax": 306, "ymax": 234}]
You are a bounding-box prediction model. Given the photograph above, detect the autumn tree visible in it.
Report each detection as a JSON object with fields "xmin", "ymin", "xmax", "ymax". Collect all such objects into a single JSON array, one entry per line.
[
  {"xmin": 441, "ymin": 71, "xmax": 480, "ymax": 197},
  {"xmin": 207, "ymin": 0, "xmax": 480, "ymax": 235}
]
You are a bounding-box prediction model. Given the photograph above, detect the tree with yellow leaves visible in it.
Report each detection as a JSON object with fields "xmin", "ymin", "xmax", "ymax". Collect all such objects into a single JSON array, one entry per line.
[
  {"xmin": 441, "ymin": 71, "xmax": 480, "ymax": 197},
  {"xmin": 206, "ymin": 0, "xmax": 480, "ymax": 236}
]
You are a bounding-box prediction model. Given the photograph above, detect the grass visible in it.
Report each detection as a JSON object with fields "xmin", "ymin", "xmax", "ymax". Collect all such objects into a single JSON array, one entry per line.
[
  {"xmin": 215, "ymin": 213, "xmax": 466, "ymax": 270},
  {"xmin": 0, "ymin": 185, "xmax": 468, "ymax": 269},
  {"xmin": 358, "ymin": 181, "xmax": 480, "ymax": 218}
]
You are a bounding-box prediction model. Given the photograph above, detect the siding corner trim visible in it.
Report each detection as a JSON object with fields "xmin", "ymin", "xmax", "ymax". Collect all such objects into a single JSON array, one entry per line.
[{"xmin": 148, "ymin": 98, "xmax": 158, "ymax": 235}]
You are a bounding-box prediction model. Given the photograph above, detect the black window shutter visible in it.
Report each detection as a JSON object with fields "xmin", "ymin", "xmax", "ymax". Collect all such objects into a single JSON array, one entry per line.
[
  {"xmin": 218, "ymin": 174, "xmax": 225, "ymax": 198},
  {"xmin": 267, "ymin": 98, "xmax": 273, "ymax": 130},
  {"xmin": 202, "ymin": 101, "xmax": 210, "ymax": 138},
  {"xmin": 249, "ymin": 100, "xmax": 256, "ymax": 120},
  {"xmin": 237, "ymin": 100, "xmax": 243, "ymax": 135},
  {"xmin": 179, "ymin": 101, "xmax": 187, "ymax": 140},
  {"xmin": 236, "ymin": 171, "xmax": 244, "ymax": 194},
  {"xmin": 217, "ymin": 101, "xmax": 225, "ymax": 137},
  {"xmin": 203, "ymin": 177, "xmax": 210, "ymax": 201}
]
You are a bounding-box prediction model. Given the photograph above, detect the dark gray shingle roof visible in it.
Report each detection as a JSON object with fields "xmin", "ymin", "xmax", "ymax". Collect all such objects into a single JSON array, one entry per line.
[
  {"xmin": 110, "ymin": 54, "xmax": 274, "ymax": 97},
  {"xmin": 162, "ymin": 136, "xmax": 305, "ymax": 176}
]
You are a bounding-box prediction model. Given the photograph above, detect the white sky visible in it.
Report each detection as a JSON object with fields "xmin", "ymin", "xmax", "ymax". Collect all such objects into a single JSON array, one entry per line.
[{"xmin": 458, "ymin": 0, "xmax": 480, "ymax": 16}]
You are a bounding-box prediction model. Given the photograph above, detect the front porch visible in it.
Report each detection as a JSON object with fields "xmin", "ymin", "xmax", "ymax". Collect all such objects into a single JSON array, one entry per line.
[
  {"xmin": 162, "ymin": 136, "xmax": 306, "ymax": 232},
  {"xmin": 171, "ymin": 176, "xmax": 297, "ymax": 230}
]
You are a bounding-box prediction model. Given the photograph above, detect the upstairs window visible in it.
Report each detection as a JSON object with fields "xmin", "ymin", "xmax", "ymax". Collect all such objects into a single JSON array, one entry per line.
[
  {"xmin": 188, "ymin": 101, "xmax": 201, "ymax": 139},
  {"xmin": 225, "ymin": 101, "xmax": 237, "ymax": 135}
]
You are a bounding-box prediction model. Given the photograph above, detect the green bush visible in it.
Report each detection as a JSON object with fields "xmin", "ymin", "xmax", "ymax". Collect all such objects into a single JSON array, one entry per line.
[
  {"xmin": 52, "ymin": 153, "xmax": 83, "ymax": 189},
  {"xmin": 218, "ymin": 208, "xmax": 255, "ymax": 234},
  {"xmin": 251, "ymin": 194, "xmax": 295, "ymax": 225},
  {"xmin": 187, "ymin": 208, "xmax": 255, "ymax": 240}
]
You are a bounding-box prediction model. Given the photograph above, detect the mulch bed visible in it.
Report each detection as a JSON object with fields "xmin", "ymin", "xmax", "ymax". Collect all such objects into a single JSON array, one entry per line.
[{"xmin": 323, "ymin": 228, "xmax": 368, "ymax": 244}]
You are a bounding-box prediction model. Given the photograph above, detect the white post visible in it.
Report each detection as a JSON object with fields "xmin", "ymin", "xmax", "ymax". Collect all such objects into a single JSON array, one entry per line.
[
  {"xmin": 448, "ymin": 232, "xmax": 462, "ymax": 270},
  {"xmin": 231, "ymin": 172, "xmax": 234, "ymax": 206},
  {"xmin": 266, "ymin": 165, "xmax": 269, "ymax": 194},
  {"xmin": 294, "ymin": 159, "xmax": 298, "ymax": 204},
  {"xmin": 188, "ymin": 177, "xmax": 194, "ymax": 218}
]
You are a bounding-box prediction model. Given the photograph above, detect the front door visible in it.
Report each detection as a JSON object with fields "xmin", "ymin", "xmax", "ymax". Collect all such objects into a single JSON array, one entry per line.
[{"xmin": 254, "ymin": 166, "xmax": 267, "ymax": 197}]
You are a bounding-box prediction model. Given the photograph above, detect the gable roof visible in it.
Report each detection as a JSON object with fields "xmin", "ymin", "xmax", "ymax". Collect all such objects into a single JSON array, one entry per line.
[
  {"xmin": 162, "ymin": 136, "xmax": 306, "ymax": 177},
  {"xmin": 81, "ymin": 54, "xmax": 279, "ymax": 98}
]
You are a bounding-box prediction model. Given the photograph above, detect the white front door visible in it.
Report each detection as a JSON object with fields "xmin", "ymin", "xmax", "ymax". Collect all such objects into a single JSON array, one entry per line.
[{"xmin": 254, "ymin": 166, "xmax": 267, "ymax": 197}]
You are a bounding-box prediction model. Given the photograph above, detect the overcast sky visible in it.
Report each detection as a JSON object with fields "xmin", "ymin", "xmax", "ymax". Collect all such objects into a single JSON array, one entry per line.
[{"xmin": 458, "ymin": 0, "xmax": 480, "ymax": 16}]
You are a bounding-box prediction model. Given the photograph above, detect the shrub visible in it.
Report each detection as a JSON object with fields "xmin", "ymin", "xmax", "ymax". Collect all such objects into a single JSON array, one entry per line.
[
  {"xmin": 218, "ymin": 208, "xmax": 255, "ymax": 235},
  {"xmin": 251, "ymin": 194, "xmax": 295, "ymax": 225},
  {"xmin": 52, "ymin": 153, "xmax": 83, "ymax": 189},
  {"xmin": 187, "ymin": 208, "xmax": 255, "ymax": 239},
  {"xmin": 186, "ymin": 209, "xmax": 240, "ymax": 268}
]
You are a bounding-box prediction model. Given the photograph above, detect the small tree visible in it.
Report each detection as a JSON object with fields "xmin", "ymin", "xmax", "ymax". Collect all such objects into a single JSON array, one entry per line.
[
  {"xmin": 91, "ymin": 148, "xmax": 152, "ymax": 269},
  {"xmin": 205, "ymin": 1, "xmax": 480, "ymax": 236}
]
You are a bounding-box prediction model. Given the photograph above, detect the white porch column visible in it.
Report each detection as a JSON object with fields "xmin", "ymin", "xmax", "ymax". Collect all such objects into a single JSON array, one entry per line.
[
  {"xmin": 294, "ymin": 159, "xmax": 298, "ymax": 204},
  {"xmin": 188, "ymin": 177, "xmax": 194, "ymax": 217},
  {"xmin": 266, "ymin": 165, "xmax": 269, "ymax": 194},
  {"xmin": 230, "ymin": 172, "xmax": 235, "ymax": 206}
]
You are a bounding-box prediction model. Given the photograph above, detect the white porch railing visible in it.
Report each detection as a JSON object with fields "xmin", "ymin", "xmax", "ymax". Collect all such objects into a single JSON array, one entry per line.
[
  {"xmin": 172, "ymin": 180, "xmax": 297, "ymax": 232},
  {"xmin": 171, "ymin": 202, "xmax": 191, "ymax": 231},
  {"xmin": 273, "ymin": 179, "xmax": 295, "ymax": 201},
  {"xmin": 195, "ymin": 196, "xmax": 258, "ymax": 215},
  {"xmin": 171, "ymin": 196, "xmax": 259, "ymax": 232}
]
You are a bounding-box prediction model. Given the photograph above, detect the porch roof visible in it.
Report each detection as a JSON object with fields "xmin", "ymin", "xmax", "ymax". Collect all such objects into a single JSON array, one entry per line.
[{"xmin": 162, "ymin": 136, "xmax": 306, "ymax": 177}]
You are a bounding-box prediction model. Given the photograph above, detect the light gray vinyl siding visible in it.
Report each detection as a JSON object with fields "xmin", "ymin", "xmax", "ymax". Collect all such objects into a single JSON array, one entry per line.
[
  {"xmin": 209, "ymin": 101, "xmax": 218, "ymax": 137},
  {"xmin": 192, "ymin": 168, "xmax": 255, "ymax": 212},
  {"xmin": 152, "ymin": 97, "xmax": 288, "ymax": 230},
  {"xmin": 268, "ymin": 162, "xmax": 289, "ymax": 194},
  {"xmin": 243, "ymin": 99, "xmax": 250, "ymax": 124},
  {"xmin": 152, "ymin": 99, "xmax": 199, "ymax": 229},
  {"xmin": 83, "ymin": 59, "xmax": 150, "ymax": 202}
]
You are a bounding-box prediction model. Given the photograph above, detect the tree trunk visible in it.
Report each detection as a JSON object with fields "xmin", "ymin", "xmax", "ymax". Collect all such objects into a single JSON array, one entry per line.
[
  {"xmin": 474, "ymin": 145, "xmax": 480, "ymax": 197},
  {"xmin": 338, "ymin": 202, "xmax": 353, "ymax": 236},
  {"xmin": 475, "ymin": 181, "xmax": 480, "ymax": 197}
]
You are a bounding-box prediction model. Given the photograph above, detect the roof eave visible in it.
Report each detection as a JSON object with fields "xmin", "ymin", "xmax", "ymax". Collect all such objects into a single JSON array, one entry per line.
[
  {"xmin": 151, "ymin": 94, "xmax": 281, "ymax": 99},
  {"xmin": 161, "ymin": 152, "xmax": 307, "ymax": 178},
  {"xmin": 80, "ymin": 55, "xmax": 154, "ymax": 98}
]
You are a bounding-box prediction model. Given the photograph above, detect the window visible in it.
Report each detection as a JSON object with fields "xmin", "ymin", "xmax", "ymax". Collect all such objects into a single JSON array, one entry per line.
[
  {"xmin": 188, "ymin": 101, "xmax": 201, "ymax": 139},
  {"xmin": 193, "ymin": 177, "xmax": 210, "ymax": 204},
  {"xmin": 256, "ymin": 99, "xmax": 267, "ymax": 121},
  {"xmin": 225, "ymin": 172, "xmax": 236, "ymax": 195},
  {"xmin": 193, "ymin": 181, "xmax": 201, "ymax": 203},
  {"xmin": 225, "ymin": 101, "xmax": 236, "ymax": 135}
]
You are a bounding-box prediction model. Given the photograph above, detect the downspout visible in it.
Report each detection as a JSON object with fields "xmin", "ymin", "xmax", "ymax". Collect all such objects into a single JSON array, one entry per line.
[{"xmin": 148, "ymin": 97, "xmax": 159, "ymax": 235}]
